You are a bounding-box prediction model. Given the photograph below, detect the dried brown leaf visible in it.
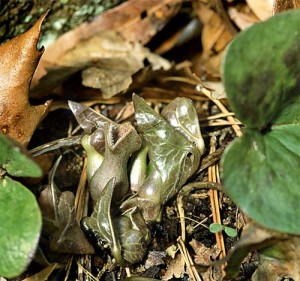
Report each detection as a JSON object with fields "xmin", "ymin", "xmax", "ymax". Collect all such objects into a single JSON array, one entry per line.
[
  {"xmin": 189, "ymin": 239, "xmax": 221, "ymax": 266},
  {"xmin": 144, "ymin": 251, "xmax": 167, "ymax": 269},
  {"xmin": 31, "ymin": 0, "xmax": 182, "ymax": 91},
  {"xmin": 193, "ymin": 2, "xmax": 233, "ymax": 78},
  {"xmin": 162, "ymin": 253, "xmax": 186, "ymax": 280},
  {"xmin": 0, "ymin": 12, "xmax": 51, "ymax": 146},
  {"xmin": 32, "ymin": 31, "xmax": 170, "ymax": 99},
  {"xmin": 246, "ymin": 0, "xmax": 272, "ymax": 20},
  {"xmin": 252, "ymin": 236, "xmax": 300, "ymax": 281},
  {"xmin": 228, "ymin": 6, "xmax": 259, "ymax": 30}
]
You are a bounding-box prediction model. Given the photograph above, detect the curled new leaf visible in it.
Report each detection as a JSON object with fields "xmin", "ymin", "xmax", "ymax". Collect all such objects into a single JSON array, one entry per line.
[
  {"xmin": 161, "ymin": 97, "xmax": 204, "ymax": 154},
  {"xmin": 121, "ymin": 95, "xmax": 201, "ymax": 221},
  {"xmin": 69, "ymin": 101, "xmax": 115, "ymax": 182},
  {"xmin": 89, "ymin": 122, "xmax": 142, "ymax": 205},
  {"xmin": 81, "ymin": 178, "xmax": 150, "ymax": 265},
  {"xmin": 0, "ymin": 12, "xmax": 51, "ymax": 146},
  {"xmin": 81, "ymin": 178, "xmax": 123, "ymax": 264},
  {"xmin": 68, "ymin": 101, "xmax": 114, "ymax": 137},
  {"xmin": 114, "ymin": 207, "xmax": 150, "ymax": 264}
]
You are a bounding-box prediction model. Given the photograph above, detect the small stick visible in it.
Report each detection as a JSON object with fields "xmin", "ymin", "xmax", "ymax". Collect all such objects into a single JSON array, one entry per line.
[{"xmin": 208, "ymin": 137, "xmax": 226, "ymax": 274}]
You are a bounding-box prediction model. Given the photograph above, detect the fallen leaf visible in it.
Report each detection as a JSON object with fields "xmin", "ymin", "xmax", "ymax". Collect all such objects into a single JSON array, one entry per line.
[
  {"xmin": 32, "ymin": 31, "xmax": 170, "ymax": 99},
  {"xmin": 252, "ymin": 236, "xmax": 300, "ymax": 281},
  {"xmin": 225, "ymin": 223, "xmax": 288, "ymax": 279},
  {"xmin": 189, "ymin": 239, "xmax": 221, "ymax": 266},
  {"xmin": 144, "ymin": 251, "xmax": 167, "ymax": 269},
  {"xmin": 31, "ymin": 0, "xmax": 181, "ymax": 95},
  {"xmin": 0, "ymin": 12, "xmax": 51, "ymax": 146},
  {"xmin": 228, "ymin": 6, "xmax": 259, "ymax": 30},
  {"xmin": 162, "ymin": 253, "xmax": 186, "ymax": 280},
  {"xmin": 246, "ymin": 0, "xmax": 272, "ymax": 20},
  {"xmin": 192, "ymin": 1, "xmax": 234, "ymax": 78}
]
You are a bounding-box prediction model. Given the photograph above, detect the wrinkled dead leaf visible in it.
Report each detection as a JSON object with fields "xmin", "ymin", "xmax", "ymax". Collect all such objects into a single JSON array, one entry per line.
[
  {"xmin": 144, "ymin": 251, "xmax": 167, "ymax": 269},
  {"xmin": 189, "ymin": 239, "xmax": 221, "ymax": 266},
  {"xmin": 192, "ymin": 2, "xmax": 234, "ymax": 78},
  {"xmin": 162, "ymin": 253, "xmax": 186, "ymax": 281},
  {"xmin": 0, "ymin": 12, "xmax": 51, "ymax": 146},
  {"xmin": 32, "ymin": 31, "xmax": 170, "ymax": 99},
  {"xmin": 246, "ymin": 0, "xmax": 272, "ymax": 20},
  {"xmin": 31, "ymin": 0, "xmax": 181, "ymax": 96},
  {"xmin": 201, "ymin": 81, "xmax": 226, "ymax": 100},
  {"xmin": 228, "ymin": 6, "xmax": 259, "ymax": 30},
  {"xmin": 252, "ymin": 235, "xmax": 300, "ymax": 281}
]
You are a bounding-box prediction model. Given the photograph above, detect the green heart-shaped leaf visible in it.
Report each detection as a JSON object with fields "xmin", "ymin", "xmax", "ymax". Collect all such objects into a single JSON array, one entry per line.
[
  {"xmin": 222, "ymin": 124, "xmax": 300, "ymax": 234},
  {"xmin": 222, "ymin": 10, "xmax": 300, "ymax": 129},
  {"xmin": 0, "ymin": 134, "xmax": 42, "ymax": 177},
  {"xmin": 0, "ymin": 177, "xmax": 41, "ymax": 278},
  {"xmin": 222, "ymin": 10, "xmax": 300, "ymax": 234}
]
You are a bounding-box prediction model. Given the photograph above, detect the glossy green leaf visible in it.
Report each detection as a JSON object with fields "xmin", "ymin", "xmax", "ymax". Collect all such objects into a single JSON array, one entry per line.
[
  {"xmin": 223, "ymin": 10, "xmax": 300, "ymax": 129},
  {"xmin": 124, "ymin": 95, "xmax": 201, "ymax": 221},
  {"xmin": 222, "ymin": 125, "xmax": 300, "ymax": 234},
  {"xmin": 222, "ymin": 10, "xmax": 300, "ymax": 234},
  {"xmin": 209, "ymin": 223, "xmax": 223, "ymax": 233},
  {"xmin": 133, "ymin": 94, "xmax": 200, "ymax": 185},
  {"xmin": 161, "ymin": 97, "xmax": 204, "ymax": 153},
  {"xmin": 0, "ymin": 177, "xmax": 41, "ymax": 278},
  {"xmin": 0, "ymin": 134, "xmax": 42, "ymax": 177},
  {"xmin": 114, "ymin": 207, "xmax": 150, "ymax": 264}
]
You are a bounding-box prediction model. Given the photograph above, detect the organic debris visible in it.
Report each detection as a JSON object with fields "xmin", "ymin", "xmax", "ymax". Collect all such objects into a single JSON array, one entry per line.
[
  {"xmin": 0, "ymin": 12, "xmax": 51, "ymax": 146},
  {"xmin": 1, "ymin": 1, "xmax": 299, "ymax": 280}
]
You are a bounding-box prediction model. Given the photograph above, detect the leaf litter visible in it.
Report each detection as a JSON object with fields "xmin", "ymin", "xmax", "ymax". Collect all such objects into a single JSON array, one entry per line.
[{"xmin": 2, "ymin": 0, "xmax": 299, "ymax": 280}]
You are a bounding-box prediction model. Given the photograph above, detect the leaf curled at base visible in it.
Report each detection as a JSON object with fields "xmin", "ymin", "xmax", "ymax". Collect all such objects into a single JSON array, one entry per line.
[
  {"xmin": 121, "ymin": 95, "xmax": 201, "ymax": 222},
  {"xmin": 0, "ymin": 12, "xmax": 52, "ymax": 146}
]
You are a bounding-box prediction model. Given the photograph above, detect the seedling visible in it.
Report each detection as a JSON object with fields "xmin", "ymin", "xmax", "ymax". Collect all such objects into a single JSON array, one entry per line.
[{"xmin": 209, "ymin": 223, "xmax": 237, "ymax": 238}]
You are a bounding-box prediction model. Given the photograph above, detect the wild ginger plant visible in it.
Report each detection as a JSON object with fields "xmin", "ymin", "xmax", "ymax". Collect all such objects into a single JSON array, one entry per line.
[
  {"xmin": 0, "ymin": 134, "xmax": 43, "ymax": 278},
  {"xmin": 221, "ymin": 9, "xmax": 300, "ymax": 279}
]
